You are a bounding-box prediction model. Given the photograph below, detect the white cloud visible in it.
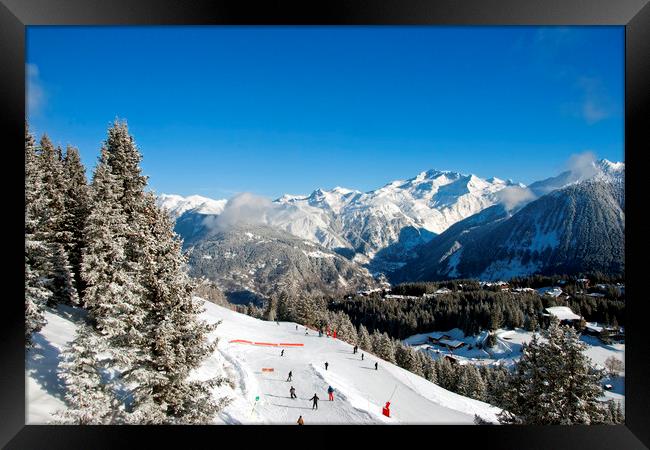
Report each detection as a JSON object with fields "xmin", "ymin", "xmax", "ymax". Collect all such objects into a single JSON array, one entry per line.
[
  {"xmin": 496, "ymin": 185, "xmax": 536, "ymax": 211},
  {"xmin": 566, "ymin": 150, "xmax": 599, "ymax": 179},
  {"xmin": 576, "ymin": 76, "xmax": 614, "ymax": 125},
  {"xmin": 209, "ymin": 192, "xmax": 277, "ymax": 230},
  {"xmin": 26, "ymin": 63, "xmax": 45, "ymax": 115}
]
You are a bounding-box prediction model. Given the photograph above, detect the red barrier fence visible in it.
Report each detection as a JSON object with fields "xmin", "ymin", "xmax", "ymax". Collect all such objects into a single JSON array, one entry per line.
[{"xmin": 229, "ymin": 339, "xmax": 304, "ymax": 347}]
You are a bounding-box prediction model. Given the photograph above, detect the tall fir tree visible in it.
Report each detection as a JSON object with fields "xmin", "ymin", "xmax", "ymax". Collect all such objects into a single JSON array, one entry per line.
[
  {"xmin": 62, "ymin": 146, "xmax": 90, "ymax": 300},
  {"xmin": 457, "ymin": 365, "xmax": 486, "ymax": 401},
  {"xmin": 81, "ymin": 146, "xmax": 145, "ymax": 346},
  {"xmin": 80, "ymin": 121, "xmax": 229, "ymax": 423},
  {"xmin": 395, "ymin": 343, "xmax": 409, "ymax": 369},
  {"xmin": 434, "ymin": 356, "xmax": 457, "ymax": 391},
  {"xmin": 377, "ymin": 332, "xmax": 396, "ymax": 363},
  {"xmin": 498, "ymin": 317, "xmax": 607, "ymax": 424},
  {"xmin": 25, "ymin": 124, "xmax": 50, "ymax": 344},
  {"xmin": 407, "ymin": 347, "xmax": 424, "ymax": 377},
  {"xmin": 123, "ymin": 193, "xmax": 227, "ymax": 423},
  {"xmin": 37, "ymin": 135, "xmax": 78, "ymax": 306},
  {"xmin": 420, "ymin": 352, "xmax": 437, "ymax": 383},
  {"xmin": 357, "ymin": 324, "xmax": 372, "ymax": 352}
]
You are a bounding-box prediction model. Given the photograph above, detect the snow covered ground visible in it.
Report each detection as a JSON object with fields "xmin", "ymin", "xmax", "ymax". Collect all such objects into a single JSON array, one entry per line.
[
  {"xmin": 26, "ymin": 299, "xmax": 501, "ymax": 425},
  {"xmin": 404, "ymin": 327, "xmax": 625, "ymax": 406}
]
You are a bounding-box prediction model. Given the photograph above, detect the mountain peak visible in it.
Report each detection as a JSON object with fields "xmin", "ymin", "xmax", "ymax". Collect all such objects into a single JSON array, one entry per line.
[
  {"xmin": 157, "ymin": 193, "xmax": 227, "ymax": 219},
  {"xmin": 597, "ymin": 158, "xmax": 624, "ymax": 173},
  {"xmin": 417, "ymin": 169, "xmax": 464, "ymax": 180}
]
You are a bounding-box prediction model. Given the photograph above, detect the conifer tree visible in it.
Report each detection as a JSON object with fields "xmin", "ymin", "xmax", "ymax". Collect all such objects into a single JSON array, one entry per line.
[
  {"xmin": 498, "ymin": 317, "xmax": 607, "ymax": 424},
  {"xmin": 86, "ymin": 121, "xmax": 228, "ymax": 423},
  {"xmin": 81, "ymin": 146, "xmax": 145, "ymax": 344},
  {"xmin": 357, "ymin": 324, "xmax": 372, "ymax": 351},
  {"xmin": 407, "ymin": 347, "xmax": 424, "ymax": 377},
  {"xmin": 435, "ymin": 356, "xmax": 457, "ymax": 391},
  {"xmin": 265, "ymin": 296, "xmax": 278, "ymax": 321},
  {"xmin": 395, "ymin": 343, "xmax": 409, "ymax": 369},
  {"xmin": 38, "ymin": 135, "xmax": 78, "ymax": 306},
  {"xmin": 25, "ymin": 124, "xmax": 50, "ymax": 344},
  {"xmin": 457, "ymin": 365, "xmax": 486, "ymax": 401},
  {"xmin": 371, "ymin": 330, "xmax": 383, "ymax": 355},
  {"xmin": 62, "ymin": 146, "xmax": 90, "ymax": 300},
  {"xmin": 420, "ymin": 352, "xmax": 437, "ymax": 383},
  {"xmin": 55, "ymin": 324, "xmax": 122, "ymax": 424},
  {"xmin": 376, "ymin": 332, "xmax": 396, "ymax": 363},
  {"xmin": 333, "ymin": 312, "xmax": 358, "ymax": 344},
  {"xmin": 124, "ymin": 193, "xmax": 227, "ymax": 423}
]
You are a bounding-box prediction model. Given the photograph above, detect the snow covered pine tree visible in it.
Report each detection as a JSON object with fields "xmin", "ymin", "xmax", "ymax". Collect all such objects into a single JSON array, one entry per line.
[
  {"xmin": 498, "ymin": 316, "xmax": 610, "ymax": 424},
  {"xmin": 66, "ymin": 120, "xmax": 230, "ymax": 424},
  {"xmin": 25, "ymin": 124, "xmax": 50, "ymax": 345}
]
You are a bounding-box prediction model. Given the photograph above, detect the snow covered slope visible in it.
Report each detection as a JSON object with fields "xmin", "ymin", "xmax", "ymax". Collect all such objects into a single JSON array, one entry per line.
[
  {"xmin": 202, "ymin": 300, "xmax": 501, "ymax": 424},
  {"xmin": 27, "ymin": 300, "xmax": 501, "ymax": 425}
]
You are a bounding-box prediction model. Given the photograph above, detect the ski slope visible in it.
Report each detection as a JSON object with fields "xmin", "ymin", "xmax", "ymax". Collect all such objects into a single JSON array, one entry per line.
[
  {"xmin": 26, "ymin": 299, "xmax": 501, "ymax": 424},
  {"xmin": 200, "ymin": 300, "xmax": 501, "ymax": 424}
]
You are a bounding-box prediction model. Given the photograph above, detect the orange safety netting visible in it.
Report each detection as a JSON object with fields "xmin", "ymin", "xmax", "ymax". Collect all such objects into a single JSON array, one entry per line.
[{"xmin": 229, "ymin": 339, "xmax": 304, "ymax": 347}]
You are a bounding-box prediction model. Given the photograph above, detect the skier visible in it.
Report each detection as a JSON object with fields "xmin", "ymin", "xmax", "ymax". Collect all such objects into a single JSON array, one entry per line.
[
  {"xmin": 382, "ymin": 402, "xmax": 391, "ymax": 417},
  {"xmin": 305, "ymin": 330, "xmax": 309, "ymax": 335},
  {"xmin": 280, "ymin": 349, "xmax": 284, "ymax": 357},
  {"xmin": 297, "ymin": 415, "xmax": 304, "ymax": 425},
  {"xmin": 361, "ymin": 353, "xmax": 364, "ymax": 361},
  {"xmin": 325, "ymin": 362, "xmax": 329, "ymax": 371},
  {"xmin": 375, "ymin": 362, "xmax": 378, "ymax": 370},
  {"xmin": 327, "ymin": 385, "xmax": 334, "ymax": 401},
  {"xmin": 296, "ymin": 325, "xmax": 298, "ymax": 331},
  {"xmin": 353, "ymin": 345, "xmax": 358, "ymax": 354},
  {"xmin": 310, "ymin": 393, "xmax": 319, "ymax": 410},
  {"xmin": 287, "ymin": 371, "xmax": 292, "ymax": 382},
  {"xmin": 290, "ymin": 386, "xmax": 297, "ymax": 399}
]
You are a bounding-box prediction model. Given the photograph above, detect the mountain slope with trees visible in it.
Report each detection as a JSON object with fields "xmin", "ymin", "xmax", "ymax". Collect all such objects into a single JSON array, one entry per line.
[{"xmin": 394, "ymin": 178, "xmax": 624, "ymax": 281}]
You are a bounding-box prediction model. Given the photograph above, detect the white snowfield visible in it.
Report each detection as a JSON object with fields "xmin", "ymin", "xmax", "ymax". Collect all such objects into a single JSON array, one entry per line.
[
  {"xmin": 26, "ymin": 299, "xmax": 501, "ymax": 425},
  {"xmin": 199, "ymin": 299, "xmax": 501, "ymax": 424}
]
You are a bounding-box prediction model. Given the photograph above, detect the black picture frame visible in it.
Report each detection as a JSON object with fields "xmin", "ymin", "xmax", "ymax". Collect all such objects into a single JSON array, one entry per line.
[{"xmin": 2, "ymin": 0, "xmax": 649, "ymax": 448}]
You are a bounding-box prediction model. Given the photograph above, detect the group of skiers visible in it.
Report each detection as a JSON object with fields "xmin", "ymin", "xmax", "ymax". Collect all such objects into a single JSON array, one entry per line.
[
  {"xmin": 286, "ymin": 374, "xmax": 336, "ymax": 407},
  {"xmin": 272, "ymin": 321, "xmax": 383, "ymax": 424}
]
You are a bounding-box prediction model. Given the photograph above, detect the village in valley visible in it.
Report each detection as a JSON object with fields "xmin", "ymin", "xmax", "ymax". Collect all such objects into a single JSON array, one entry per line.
[{"xmin": 351, "ymin": 276, "xmax": 625, "ymax": 407}]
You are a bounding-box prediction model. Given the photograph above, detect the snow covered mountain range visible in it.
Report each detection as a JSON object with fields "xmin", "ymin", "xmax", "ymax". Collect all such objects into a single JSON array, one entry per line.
[
  {"xmin": 393, "ymin": 178, "xmax": 625, "ymax": 282},
  {"xmin": 158, "ymin": 158, "xmax": 624, "ymax": 293},
  {"xmin": 159, "ymin": 170, "xmax": 522, "ymax": 262},
  {"xmin": 158, "ymin": 193, "xmax": 227, "ymax": 219}
]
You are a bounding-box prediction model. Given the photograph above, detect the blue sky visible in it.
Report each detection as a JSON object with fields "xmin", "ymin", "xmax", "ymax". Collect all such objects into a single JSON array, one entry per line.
[{"xmin": 26, "ymin": 26, "xmax": 624, "ymax": 200}]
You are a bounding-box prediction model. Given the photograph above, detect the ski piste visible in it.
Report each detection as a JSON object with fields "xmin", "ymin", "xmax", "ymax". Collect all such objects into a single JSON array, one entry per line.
[
  {"xmin": 27, "ymin": 299, "xmax": 501, "ymax": 424},
  {"xmin": 202, "ymin": 299, "xmax": 500, "ymax": 424}
]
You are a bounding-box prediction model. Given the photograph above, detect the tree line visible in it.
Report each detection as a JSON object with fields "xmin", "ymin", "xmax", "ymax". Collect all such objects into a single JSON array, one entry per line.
[
  {"xmin": 246, "ymin": 282, "xmax": 623, "ymax": 424},
  {"xmin": 254, "ymin": 290, "xmax": 623, "ymax": 425},
  {"xmin": 327, "ymin": 280, "xmax": 624, "ymax": 340},
  {"xmin": 25, "ymin": 121, "xmax": 230, "ymax": 424}
]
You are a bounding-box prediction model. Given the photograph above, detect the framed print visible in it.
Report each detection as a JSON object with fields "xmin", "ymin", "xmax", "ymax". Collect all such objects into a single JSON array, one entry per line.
[{"xmin": 2, "ymin": 0, "xmax": 649, "ymax": 448}]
